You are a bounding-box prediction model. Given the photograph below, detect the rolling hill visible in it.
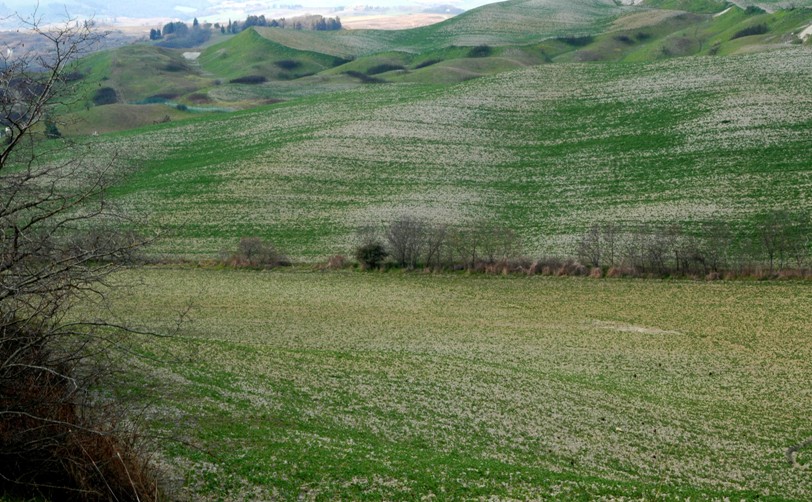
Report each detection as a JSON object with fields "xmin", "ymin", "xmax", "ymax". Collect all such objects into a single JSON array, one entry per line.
[
  {"xmin": 39, "ymin": 0, "xmax": 812, "ymax": 259},
  {"xmin": 57, "ymin": 0, "xmax": 812, "ymax": 136},
  {"xmin": 100, "ymin": 45, "xmax": 812, "ymax": 259}
]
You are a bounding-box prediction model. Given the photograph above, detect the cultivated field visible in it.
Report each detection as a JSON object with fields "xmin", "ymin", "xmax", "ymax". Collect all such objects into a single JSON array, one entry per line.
[
  {"xmin": 109, "ymin": 268, "xmax": 812, "ymax": 499},
  {"xmin": 104, "ymin": 47, "xmax": 812, "ymax": 259}
]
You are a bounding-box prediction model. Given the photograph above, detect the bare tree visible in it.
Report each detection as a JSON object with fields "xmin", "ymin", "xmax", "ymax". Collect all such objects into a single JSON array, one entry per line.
[
  {"xmin": 1, "ymin": 17, "xmax": 161, "ymax": 500},
  {"xmin": 602, "ymin": 222, "xmax": 618, "ymax": 268},
  {"xmin": 479, "ymin": 223, "xmax": 518, "ymax": 264},
  {"xmin": 422, "ymin": 223, "xmax": 447, "ymax": 269},
  {"xmin": 577, "ymin": 224, "xmax": 602, "ymax": 267},
  {"xmin": 386, "ymin": 215, "xmax": 425, "ymax": 269},
  {"xmin": 759, "ymin": 210, "xmax": 790, "ymax": 275},
  {"xmin": 701, "ymin": 220, "xmax": 734, "ymax": 273}
]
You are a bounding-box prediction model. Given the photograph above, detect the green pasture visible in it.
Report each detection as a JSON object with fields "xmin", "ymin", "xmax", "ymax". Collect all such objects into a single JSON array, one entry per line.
[{"xmin": 109, "ymin": 267, "xmax": 812, "ymax": 499}]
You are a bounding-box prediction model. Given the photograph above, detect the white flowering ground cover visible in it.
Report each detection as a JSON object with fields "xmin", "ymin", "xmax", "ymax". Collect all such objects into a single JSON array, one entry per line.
[
  {"xmin": 110, "ymin": 268, "xmax": 812, "ymax": 499},
  {"xmin": 106, "ymin": 46, "xmax": 812, "ymax": 259}
]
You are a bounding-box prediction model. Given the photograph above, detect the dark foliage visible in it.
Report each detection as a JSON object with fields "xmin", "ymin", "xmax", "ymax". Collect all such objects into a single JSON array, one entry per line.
[
  {"xmin": 92, "ymin": 86, "xmax": 118, "ymax": 106},
  {"xmin": 274, "ymin": 59, "xmax": 301, "ymax": 70},
  {"xmin": 64, "ymin": 71, "xmax": 84, "ymax": 82},
  {"xmin": 343, "ymin": 70, "xmax": 385, "ymax": 84},
  {"xmin": 162, "ymin": 62, "xmax": 189, "ymax": 72},
  {"xmin": 188, "ymin": 92, "xmax": 212, "ymax": 104},
  {"xmin": 355, "ymin": 242, "xmax": 388, "ymax": 270},
  {"xmin": 731, "ymin": 24, "xmax": 768, "ymax": 40},
  {"xmin": 229, "ymin": 75, "xmax": 268, "ymax": 84},
  {"xmin": 468, "ymin": 45, "xmax": 493, "ymax": 57},
  {"xmin": 156, "ymin": 25, "xmax": 211, "ymax": 49},
  {"xmin": 414, "ymin": 59, "xmax": 442, "ymax": 69},
  {"xmin": 557, "ymin": 35, "xmax": 594, "ymax": 46},
  {"xmin": 228, "ymin": 14, "xmax": 341, "ymax": 34}
]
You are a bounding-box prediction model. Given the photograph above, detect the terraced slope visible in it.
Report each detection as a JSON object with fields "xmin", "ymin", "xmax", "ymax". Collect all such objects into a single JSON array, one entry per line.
[{"xmin": 106, "ymin": 48, "xmax": 812, "ymax": 259}]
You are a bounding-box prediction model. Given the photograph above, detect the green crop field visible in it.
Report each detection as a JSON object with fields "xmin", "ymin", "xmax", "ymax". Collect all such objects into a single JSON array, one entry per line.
[
  {"xmin": 106, "ymin": 268, "xmax": 812, "ymax": 499},
  {"xmin": 100, "ymin": 47, "xmax": 812, "ymax": 260},
  {"xmin": 5, "ymin": 0, "xmax": 812, "ymax": 499}
]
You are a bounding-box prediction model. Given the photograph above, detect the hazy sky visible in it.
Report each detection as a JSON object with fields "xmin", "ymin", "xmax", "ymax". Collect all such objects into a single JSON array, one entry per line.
[{"xmin": 0, "ymin": 0, "xmax": 494, "ymax": 24}]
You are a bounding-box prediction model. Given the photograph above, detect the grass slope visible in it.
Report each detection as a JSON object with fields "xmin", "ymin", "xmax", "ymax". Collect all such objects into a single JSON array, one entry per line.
[
  {"xmin": 253, "ymin": 0, "xmax": 635, "ymax": 56},
  {"xmin": 57, "ymin": 1, "xmax": 812, "ymax": 134},
  {"xmin": 198, "ymin": 28, "xmax": 347, "ymax": 82},
  {"xmin": 111, "ymin": 268, "xmax": 812, "ymax": 499},
  {"xmin": 104, "ymin": 47, "xmax": 812, "ymax": 259}
]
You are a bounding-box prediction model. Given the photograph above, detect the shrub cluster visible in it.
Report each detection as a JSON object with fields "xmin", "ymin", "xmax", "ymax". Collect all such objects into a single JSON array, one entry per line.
[
  {"xmin": 468, "ymin": 45, "xmax": 493, "ymax": 58},
  {"xmin": 414, "ymin": 59, "xmax": 441, "ymax": 69},
  {"xmin": 229, "ymin": 75, "xmax": 268, "ymax": 85},
  {"xmin": 274, "ymin": 59, "xmax": 301, "ymax": 70},
  {"xmin": 220, "ymin": 237, "xmax": 289, "ymax": 268},
  {"xmin": 557, "ymin": 35, "xmax": 594, "ymax": 47},
  {"xmin": 343, "ymin": 71, "xmax": 385, "ymax": 84},
  {"xmin": 92, "ymin": 87, "xmax": 118, "ymax": 106},
  {"xmin": 354, "ymin": 216, "xmax": 519, "ymax": 271},
  {"xmin": 731, "ymin": 24, "xmax": 768, "ymax": 40},
  {"xmin": 0, "ymin": 326, "xmax": 161, "ymax": 501}
]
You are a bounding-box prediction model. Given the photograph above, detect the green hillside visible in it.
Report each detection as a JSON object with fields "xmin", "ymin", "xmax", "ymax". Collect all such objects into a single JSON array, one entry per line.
[
  {"xmin": 383, "ymin": 0, "xmax": 632, "ymax": 50},
  {"xmin": 254, "ymin": 0, "xmax": 634, "ymax": 55},
  {"xmin": 101, "ymin": 47, "xmax": 812, "ymax": 259},
  {"xmin": 54, "ymin": 0, "xmax": 812, "ymax": 136},
  {"xmin": 40, "ymin": 0, "xmax": 811, "ymax": 258},
  {"xmin": 198, "ymin": 28, "xmax": 347, "ymax": 81},
  {"xmin": 11, "ymin": 1, "xmax": 812, "ymax": 500}
]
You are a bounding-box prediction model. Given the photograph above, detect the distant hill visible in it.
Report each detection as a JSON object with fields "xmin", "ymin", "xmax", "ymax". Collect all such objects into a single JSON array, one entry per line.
[{"xmin": 58, "ymin": 0, "xmax": 812, "ymax": 135}]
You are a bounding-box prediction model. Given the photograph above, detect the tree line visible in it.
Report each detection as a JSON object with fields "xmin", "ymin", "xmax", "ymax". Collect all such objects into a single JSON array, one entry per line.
[
  {"xmin": 574, "ymin": 211, "xmax": 810, "ymax": 277},
  {"xmin": 227, "ymin": 14, "xmax": 342, "ymax": 33},
  {"xmin": 350, "ymin": 212, "xmax": 812, "ymax": 279},
  {"xmin": 149, "ymin": 13, "xmax": 341, "ymax": 42}
]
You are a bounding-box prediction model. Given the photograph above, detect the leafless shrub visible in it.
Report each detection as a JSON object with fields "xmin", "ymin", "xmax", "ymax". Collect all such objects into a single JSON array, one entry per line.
[
  {"xmin": 0, "ymin": 325, "xmax": 160, "ymax": 501},
  {"xmin": 222, "ymin": 237, "xmax": 289, "ymax": 268},
  {"xmin": 1, "ymin": 17, "xmax": 166, "ymax": 500},
  {"xmin": 606, "ymin": 267, "xmax": 622, "ymax": 278},
  {"xmin": 577, "ymin": 224, "xmax": 602, "ymax": 267},
  {"xmin": 325, "ymin": 255, "xmax": 348, "ymax": 269}
]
